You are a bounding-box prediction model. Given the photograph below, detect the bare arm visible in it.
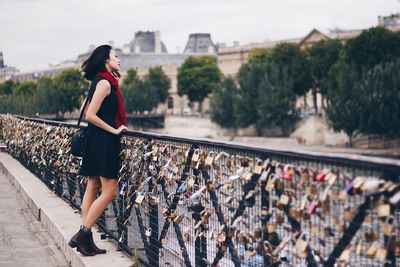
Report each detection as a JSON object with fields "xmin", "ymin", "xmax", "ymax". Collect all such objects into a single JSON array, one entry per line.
[{"xmin": 85, "ymin": 80, "xmax": 118, "ymax": 135}]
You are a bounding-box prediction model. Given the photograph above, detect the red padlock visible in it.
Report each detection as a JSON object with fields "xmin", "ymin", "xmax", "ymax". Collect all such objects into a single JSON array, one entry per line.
[
  {"xmin": 314, "ymin": 169, "xmax": 330, "ymax": 182},
  {"xmin": 307, "ymin": 200, "xmax": 319, "ymax": 214},
  {"xmin": 282, "ymin": 165, "xmax": 294, "ymax": 180}
]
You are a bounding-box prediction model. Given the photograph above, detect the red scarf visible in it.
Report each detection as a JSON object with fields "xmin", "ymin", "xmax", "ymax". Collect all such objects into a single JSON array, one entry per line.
[{"xmin": 97, "ymin": 71, "xmax": 128, "ymax": 128}]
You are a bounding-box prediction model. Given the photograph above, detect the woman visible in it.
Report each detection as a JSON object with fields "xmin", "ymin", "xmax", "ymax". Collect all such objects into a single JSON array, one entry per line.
[{"xmin": 68, "ymin": 45, "xmax": 128, "ymax": 256}]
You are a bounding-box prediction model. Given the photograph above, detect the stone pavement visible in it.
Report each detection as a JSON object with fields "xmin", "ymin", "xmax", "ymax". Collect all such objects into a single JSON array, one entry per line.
[{"xmin": 0, "ymin": 170, "xmax": 69, "ymax": 267}]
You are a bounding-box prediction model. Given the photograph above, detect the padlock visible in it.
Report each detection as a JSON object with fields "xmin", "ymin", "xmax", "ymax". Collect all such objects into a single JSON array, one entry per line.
[
  {"xmin": 191, "ymin": 148, "xmax": 200, "ymax": 163},
  {"xmin": 281, "ymin": 165, "xmax": 294, "ymax": 180},
  {"xmin": 295, "ymin": 232, "xmax": 308, "ymax": 255},
  {"xmin": 314, "ymin": 169, "xmax": 329, "ymax": 182},
  {"xmin": 307, "ymin": 200, "xmax": 319, "ymax": 215},
  {"xmin": 145, "ymin": 227, "xmax": 152, "ymax": 237},
  {"xmin": 174, "ymin": 213, "xmax": 184, "ymax": 224},
  {"xmin": 254, "ymin": 159, "xmax": 263, "ymax": 175},
  {"xmin": 327, "ymin": 172, "xmax": 338, "ymax": 185},
  {"xmin": 205, "ymin": 151, "xmax": 215, "ymax": 167},
  {"xmin": 300, "ymin": 168, "xmax": 310, "ymax": 183},
  {"xmin": 375, "ymin": 247, "xmax": 388, "ymax": 261},
  {"xmin": 383, "ymin": 215, "xmax": 396, "ymax": 236},
  {"xmin": 279, "ymin": 194, "xmax": 290, "ymax": 206},
  {"xmin": 267, "ymin": 223, "xmax": 276, "ymax": 233},
  {"xmin": 135, "ymin": 193, "xmax": 145, "ymax": 205},
  {"xmin": 377, "ymin": 203, "xmax": 391, "ymax": 217},
  {"xmin": 344, "ymin": 207, "xmax": 354, "ymax": 221},
  {"xmin": 311, "ymin": 225, "xmax": 319, "ymax": 236}
]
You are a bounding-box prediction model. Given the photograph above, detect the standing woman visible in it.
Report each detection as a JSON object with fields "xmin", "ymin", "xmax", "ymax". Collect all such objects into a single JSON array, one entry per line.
[{"xmin": 68, "ymin": 45, "xmax": 128, "ymax": 256}]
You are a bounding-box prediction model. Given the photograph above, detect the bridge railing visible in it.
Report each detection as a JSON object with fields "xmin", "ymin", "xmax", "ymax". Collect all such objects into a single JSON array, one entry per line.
[{"xmin": 0, "ymin": 114, "xmax": 399, "ymax": 267}]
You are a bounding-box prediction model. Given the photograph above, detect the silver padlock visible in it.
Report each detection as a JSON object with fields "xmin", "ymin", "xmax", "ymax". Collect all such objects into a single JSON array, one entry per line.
[{"xmin": 145, "ymin": 228, "xmax": 152, "ymax": 237}]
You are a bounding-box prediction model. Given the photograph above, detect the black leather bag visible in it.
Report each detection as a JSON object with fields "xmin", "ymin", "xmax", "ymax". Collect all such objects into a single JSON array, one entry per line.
[{"xmin": 71, "ymin": 97, "xmax": 88, "ymax": 157}]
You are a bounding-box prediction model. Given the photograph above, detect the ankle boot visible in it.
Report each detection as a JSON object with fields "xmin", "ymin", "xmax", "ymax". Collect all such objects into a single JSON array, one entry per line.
[
  {"xmin": 68, "ymin": 229, "xmax": 80, "ymax": 248},
  {"xmin": 75, "ymin": 229, "xmax": 96, "ymax": 256},
  {"xmin": 89, "ymin": 231, "xmax": 106, "ymax": 254}
]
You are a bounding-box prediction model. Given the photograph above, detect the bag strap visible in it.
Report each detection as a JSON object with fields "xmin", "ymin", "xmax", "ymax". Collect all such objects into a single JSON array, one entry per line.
[{"xmin": 77, "ymin": 97, "xmax": 89, "ymax": 126}]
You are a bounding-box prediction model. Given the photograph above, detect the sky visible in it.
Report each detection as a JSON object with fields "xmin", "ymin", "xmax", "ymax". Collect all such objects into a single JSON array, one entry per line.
[{"xmin": 0, "ymin": 0, "xmax": 399, "ymax": 72}]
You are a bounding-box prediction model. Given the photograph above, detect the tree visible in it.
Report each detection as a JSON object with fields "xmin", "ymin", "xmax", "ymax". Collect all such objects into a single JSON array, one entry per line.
[
  {"xmin": 145, "ymin": 66, "xmax": 171, "ymax": 103},
  {"xmin": 235, "ymin": 63, "xmax": 264, "ymax": 132},
  {"xmin": 256, "ymin": 63, "xmax": 297, "ymax": 136},
  {"xmin": 0, "ymin": 80, "xmax": 14, "ymax": 95},
  {"xmin": 325, "ymin": 63, "xmax": 362, "ymax": 147},
  {"xmin": 122, "ymin": 68, "xmax": 138, "ymax": 87},
  {"xmin": 177, "ymin": 55, "xmax": 221, "ymax": 112},
  {"xmin": 342, "ymin": 26, "xmax": 400, "ymax": 71},
  {"xmin": 32, "ymin": 77, "xmax": 59, "ymax": 114},
  {"xmin": 270, "ymin": 43, "xmax": 312, "ymax": 97},
  {"xmin": 123, "ymin": 79, "xmax": 158, "ymax": 113},
  {"xmin": 13, "ymin": 81, "xmax": 37, "ymax": 96},
  {"xmin": 307, "ymin": 39, "xmax": 343, "ymax": 111},
  {"xmin": 210, "ymin": 77, "xmax": 238, "ymax": 130},
  {"xmin": 359, "ymin": 60, "xmax": 400, "ymax": 136},
  {"xmin": 52, "ymin": 69, "xmax": 87, "ymax": 115}
]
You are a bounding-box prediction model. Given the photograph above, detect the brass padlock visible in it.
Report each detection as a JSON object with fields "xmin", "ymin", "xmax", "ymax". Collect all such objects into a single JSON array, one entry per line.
[
  {"xmin": 174, "ymin": 213, "xmax": 184, "ymax": 224},
  {"xmin": 377, "ymin": 203, "xmax": 391, "ymax": 217},
  {"xmin": 279, "ymin": 194, "xmax": 290, "ymax": 206},
  {"xmin": 375, "ymin": 247, "xmax": 388, "ymax": 261},
  {"xmin": 365, "ymin": 242, "xmax": 378, "ymax": 257},
  {"xmin": 295, "ymin": 233, "xmax": 308, "ymax": 256},
  {"xmin": 254, "ymin": 159, "xmax": 263, "ymax": 175},
  {"xmin": 205, "ymin": 151, "xmax": 215, "ymax": 167},
  {"xmin": 191, "ymin": 148, "xmax": 200, "ymax": 163},
  {"xmin": 383, "ymin": 216, "xmax": 395, "ymax": 236}
]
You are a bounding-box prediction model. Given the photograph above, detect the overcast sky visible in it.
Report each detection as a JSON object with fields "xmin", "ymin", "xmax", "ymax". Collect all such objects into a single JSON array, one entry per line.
[{"xmin": 1, "ymin": 0, "xmax": 399, "ymax": 72}]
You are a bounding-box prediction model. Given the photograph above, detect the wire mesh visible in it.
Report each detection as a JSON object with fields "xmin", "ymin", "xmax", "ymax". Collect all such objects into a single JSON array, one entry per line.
[{"xmin": 0, "ymin": 114, "xmax": 399, "ymax": 267}]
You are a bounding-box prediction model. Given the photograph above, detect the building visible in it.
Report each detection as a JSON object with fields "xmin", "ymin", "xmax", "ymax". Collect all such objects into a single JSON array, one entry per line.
[{"xmin": 0, "ymin": 52, "xmax": 19, "ymax": 83}]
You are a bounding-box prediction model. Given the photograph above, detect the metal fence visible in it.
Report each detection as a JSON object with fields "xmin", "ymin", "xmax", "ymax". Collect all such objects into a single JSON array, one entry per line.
[{"xmin": 0, "ymin": 114, "xmax": 399, "ymax": 267}]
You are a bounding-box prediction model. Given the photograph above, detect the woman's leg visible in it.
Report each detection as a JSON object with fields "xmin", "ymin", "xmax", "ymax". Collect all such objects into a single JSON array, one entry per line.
[
  {"xmin": 81, "ymin": 176, "xmax": 101, "ymax": 225},
  {"xmin": 83, "ymin": 177, "xmax": 117, "ymax": 228}
]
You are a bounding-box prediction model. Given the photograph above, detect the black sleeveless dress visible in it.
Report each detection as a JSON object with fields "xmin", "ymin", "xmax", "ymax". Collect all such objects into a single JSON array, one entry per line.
[{"xmin": 79, "ymin": 76, "xmax": 121, "ymax": 179}]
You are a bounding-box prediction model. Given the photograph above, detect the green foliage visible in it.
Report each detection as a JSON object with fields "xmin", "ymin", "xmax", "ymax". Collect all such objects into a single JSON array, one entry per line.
[
  {"xmin": 122, "ymin": 67, "xmax": 170, "ymax": 113},
  {"xmin": 342, "ymin": 27, "xmax": 400, "ymax": 70},
  {"xmin": 308, "ymin": 39, "xmax": 343, "ymax": 94},
  {"xmin": 13, "ymin": 81, "xmax": 37, "ymax": 96},
  {"xmin": 256, "ymin": 63, "xmax": 297, "ymax": 135},
  {"xmin": 145, "ymin": 66, "xmax": 171, "ymax": 103},
  {"xmin": 122, "ymin": 69, "xmax": 138, "ymax": 86},
  {"xmin": 52, "ymin": 69, "xmax": 88, "ymax": 114},
  {"xmin": 210, "ymin": 77, "xmax": 238, "ymax": 129},
  {"xmin": 235, "ymin": 63, "xmax": 263, "ymax": 128},
  {"xmin": 325, "ymin": 63, "xmax": 362, "ymax": 145},
  {"xmin": 248, "ymin": 48, "xmax": 273, "ymax": 64},
  {"xmin": 177, "ymin": 55, "xmax": 221, "ymax": 111},
  {"xmin": 32, "ymin": 77, "xmax": 59, "ymax": 114},
  {"xmin": 270, "ymin": 43, "xmax": 312, "ymax": 96},
  {"xmin": 0, "ymin": 80, "xmax": 14, "ymax": 95},
  {"xmin": 358, "ymin": 60, "xmax": 400, "ymax": 135},
  {"xmin": 234, "ymin": 58, "xmax": 299, "ymax": 136}
]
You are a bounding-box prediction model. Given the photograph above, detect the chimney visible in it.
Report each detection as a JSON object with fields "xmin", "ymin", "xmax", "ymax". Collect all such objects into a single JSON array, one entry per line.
[
  {"xmin": 108, "ymin": 40, "xmax": 115, "ymax": 47},
  {"xmin": 233, "ymin": 41, "xmax": 240, "ymax": 47},
  {"xmin": 89, "ymin": 44, "xmax": 95, "ymax": 52},
  {"xmin": 134, "ymin": 45, "xmax": 141, "ymax": 53},
  {"xmin": 155, "ymin": 31, "xmax": 161, "ymax": 53},
  {"xmin": 123, "ymin": 44, "xmax": 130, "ymax": 54},
  {"xmin": 176, "ymin": 46, "xmax": 181, "ymax": 54}
]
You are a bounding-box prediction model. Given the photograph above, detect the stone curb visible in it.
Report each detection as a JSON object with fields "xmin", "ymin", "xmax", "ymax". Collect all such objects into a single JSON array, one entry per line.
[{"xmin": 0, "ymin": 152, "xmax": 133, "ymax": 267}]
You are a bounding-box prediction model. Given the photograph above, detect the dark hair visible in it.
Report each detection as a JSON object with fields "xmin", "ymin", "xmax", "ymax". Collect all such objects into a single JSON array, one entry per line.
[{"xmin": 81, "ymin": 45, "xmax": 120, "ymax": 81}]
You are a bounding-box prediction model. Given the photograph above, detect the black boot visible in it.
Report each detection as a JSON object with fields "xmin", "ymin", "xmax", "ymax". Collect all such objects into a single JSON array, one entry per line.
[
  {"xmin": 89, "ymin": 231, "xmax": 106, "ymax": 254},
  {"xmin": 75, "ymin": 229, "xmax": 96, "ymax": 256},
  {"xmin": 68, "ymin": 229, "xmax": 80, "ymax": 248}
]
